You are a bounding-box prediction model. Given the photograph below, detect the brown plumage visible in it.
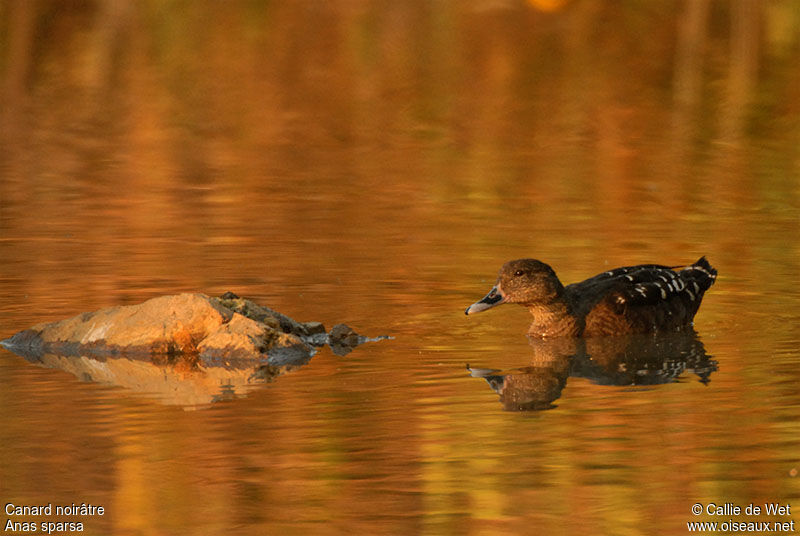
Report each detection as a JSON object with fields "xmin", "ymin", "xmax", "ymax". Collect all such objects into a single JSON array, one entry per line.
[{"xmin": 465, "ymin": 257, "xmax": 717, "ymax": 338}]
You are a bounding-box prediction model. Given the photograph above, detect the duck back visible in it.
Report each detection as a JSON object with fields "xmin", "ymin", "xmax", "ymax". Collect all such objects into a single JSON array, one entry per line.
[{"xmin": 566, "ymin": 257, "xmax": 717, "ymax": 336}]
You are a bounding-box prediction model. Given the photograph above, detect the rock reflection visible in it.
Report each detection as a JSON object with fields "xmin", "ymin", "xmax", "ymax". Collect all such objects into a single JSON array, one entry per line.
[
  {"xmin": 469, "ymin": 331, "xmax": 716, "ymax": 411},
  {"xmin": 6, "ymin": 345, "xmax": 315, "ymax": 408},
  {"xmin": 3, "ymin": 326, "xmax": 384, "ymax": 408}
]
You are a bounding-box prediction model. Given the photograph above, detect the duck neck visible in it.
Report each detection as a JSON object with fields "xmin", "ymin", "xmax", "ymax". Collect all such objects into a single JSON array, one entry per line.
[{"xmin": 524, "ymin": 298, "xmax": 578, "ymax": 338}]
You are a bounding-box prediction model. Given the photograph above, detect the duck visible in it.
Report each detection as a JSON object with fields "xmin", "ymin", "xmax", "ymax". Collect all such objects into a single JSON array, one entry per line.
[{"xmin": 465, "ymin": 257, "xmax": 717, "ymax": 338}]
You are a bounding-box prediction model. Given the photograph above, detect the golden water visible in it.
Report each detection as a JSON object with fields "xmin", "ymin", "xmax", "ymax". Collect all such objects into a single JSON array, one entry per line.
[{"xmin": 1, "ymin": 2, "xmax": 799, "ymax": 535}]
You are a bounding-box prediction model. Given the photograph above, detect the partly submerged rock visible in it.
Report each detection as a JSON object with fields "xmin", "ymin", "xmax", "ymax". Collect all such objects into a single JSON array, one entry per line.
[
  {"xmin": 1, "ymin": 293, "xmax": 309, "ymax": 361},
  {"xmin": 327, "ymin": 323, "xmax": 391, "ymax": 356},
  {"xmin": 0, "ymin": 292, "xmax": 389, "ymax": 407},
  {"xmin": 1, "ymin": 292, "xmax": 389, "ymax": 363}
]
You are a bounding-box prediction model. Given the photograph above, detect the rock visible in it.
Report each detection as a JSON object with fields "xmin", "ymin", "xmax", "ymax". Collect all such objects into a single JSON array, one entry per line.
[
  {"xmin": 0, "ymin": 293, "xmax": 392, "ymax": 406},
  {"xmin": 328, "ymin": 323, "xmax": 361, "ymax": 345},
  {"xmin": 327, "ymin": 323, "xmax": 364, "ymax": 356},
  {"xmin": 326, "ymin": 323, "xmax": 394, "ymax": 356},
  {"xmin": 303, "ymin": 321, "xmax": 327, "ymax": 335},
  {"xmin": 211, "ymin": 295, "xmax": 325, "ymax": 339},
  {"xmin": 1, "ymin": 293, "xmax": 310, "ymax": 361}
]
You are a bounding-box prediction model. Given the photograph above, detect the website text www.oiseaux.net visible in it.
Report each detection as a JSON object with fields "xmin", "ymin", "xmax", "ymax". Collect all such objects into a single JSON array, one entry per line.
[{"xmin": 688, "ymin": 502, "xmax": 794, "ymax": 533}]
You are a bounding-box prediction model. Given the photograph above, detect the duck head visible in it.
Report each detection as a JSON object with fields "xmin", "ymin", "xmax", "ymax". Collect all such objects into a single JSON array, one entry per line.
[{"xmin": 465, "ymin": 259, "xmax": 564, "ymax": 315}]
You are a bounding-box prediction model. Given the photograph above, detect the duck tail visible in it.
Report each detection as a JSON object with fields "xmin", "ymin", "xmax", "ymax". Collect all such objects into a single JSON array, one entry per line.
[
  {"xmin": 679, "ymin": 256, "xmax": 717, "ymax": 291},
  {"xmin": 694, "ymin": 256, "xmax": 716, "ymax": 274}
]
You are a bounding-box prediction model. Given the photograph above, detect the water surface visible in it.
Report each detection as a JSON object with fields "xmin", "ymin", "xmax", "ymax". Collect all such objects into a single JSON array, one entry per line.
[{"xmin": 2, "ymin": 2, "xmax": 800, "ymax": 535}]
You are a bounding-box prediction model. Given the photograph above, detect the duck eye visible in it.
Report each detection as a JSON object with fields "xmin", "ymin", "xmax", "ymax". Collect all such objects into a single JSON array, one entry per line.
[{"xmin": 514, "ymin": 270, "xmax": 525, "ymax": 277}]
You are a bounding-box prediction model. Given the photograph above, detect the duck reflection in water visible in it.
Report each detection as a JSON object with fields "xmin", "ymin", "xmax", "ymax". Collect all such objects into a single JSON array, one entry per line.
[{"xmin": 468, "ymin": 331, "xmax": 716, "ymax": 411}]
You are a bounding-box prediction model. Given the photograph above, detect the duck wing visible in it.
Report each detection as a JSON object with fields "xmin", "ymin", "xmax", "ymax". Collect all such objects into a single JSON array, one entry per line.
[{"xmin": 566, "ymin": 257, "xmax": 717, "ymax": 334}]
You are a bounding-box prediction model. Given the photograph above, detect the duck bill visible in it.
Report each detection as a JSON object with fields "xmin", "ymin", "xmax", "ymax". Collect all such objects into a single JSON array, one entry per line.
[{"xmin": 465, "ymin": 285, "xmax": 506, "ymax": 315}]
